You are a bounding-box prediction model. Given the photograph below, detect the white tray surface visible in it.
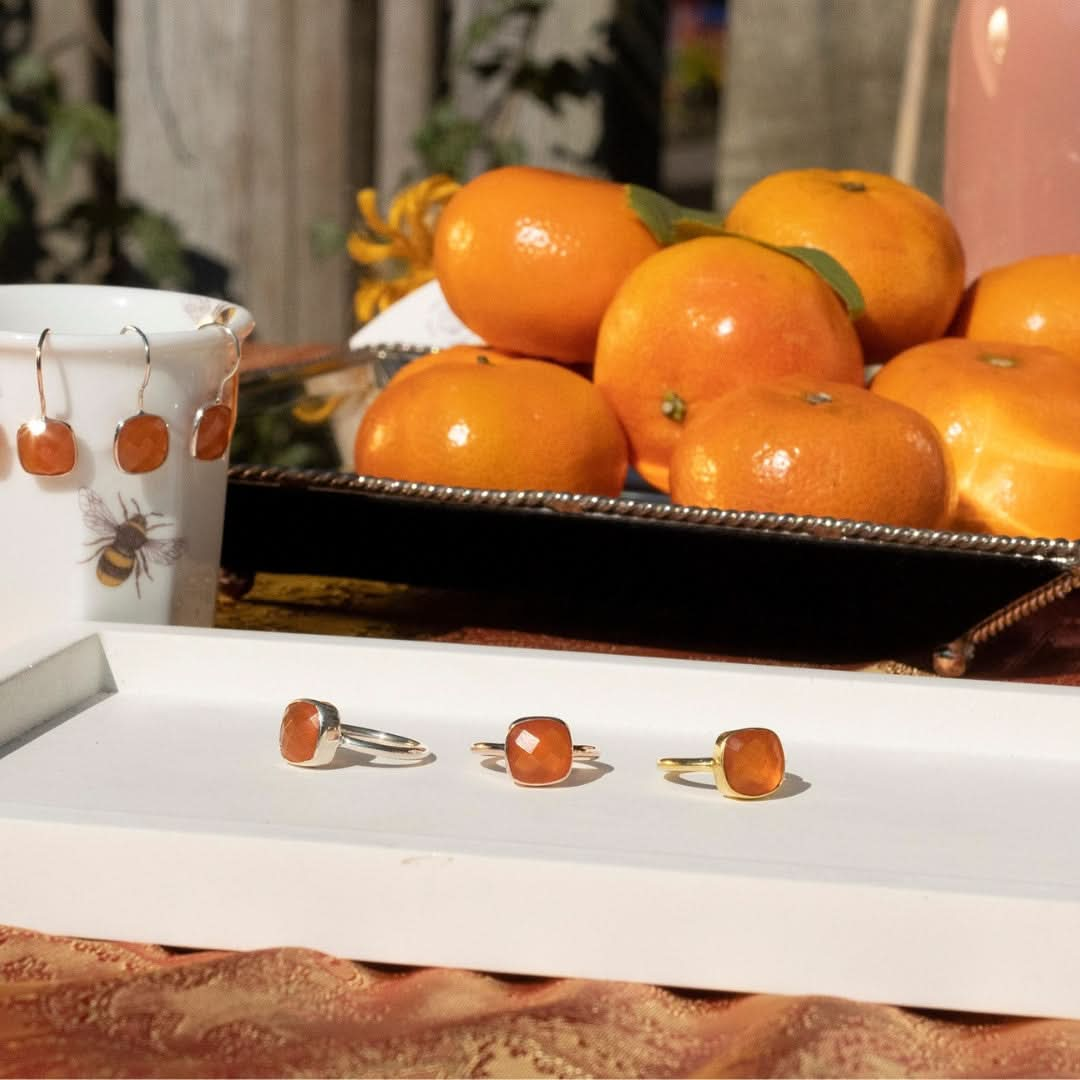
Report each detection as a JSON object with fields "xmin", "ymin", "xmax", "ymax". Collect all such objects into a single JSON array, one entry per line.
[{"xmin": 1, "ymin": 623, "xmax": 1079, "ymax": 1020}]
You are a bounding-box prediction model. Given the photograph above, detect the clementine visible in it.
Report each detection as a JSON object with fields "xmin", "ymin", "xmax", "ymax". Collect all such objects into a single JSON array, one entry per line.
[
  {"xmin": 950, "ymin": 253, "xmax": 1080, "ymax": 364},
  {"xmin": 871, "ymin": 337, "xmax": 1080, "ymax": 538},
  {"xmin": 354, "ymin": 345, "xmax": 628, "ymax": 496},
  {"xmin": 669, "ymin": 374, "xmax": 954, "ymax": 528},
  {"xmin": 724, "ymin": 168, "xmax": 965, "ymax": 362},
  {"xmin": 433, "ymin": 166, "xmax": 659, "ymax": 364},
  {"xmin": 592, "ymin": 235, "xmax": 864, "ymax": 492}
]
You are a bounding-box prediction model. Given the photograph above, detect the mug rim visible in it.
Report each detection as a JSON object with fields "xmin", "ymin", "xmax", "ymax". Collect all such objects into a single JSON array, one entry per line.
[{"xmin": 0, "ymin": 283, "xmax": 254, "ymax": 349}]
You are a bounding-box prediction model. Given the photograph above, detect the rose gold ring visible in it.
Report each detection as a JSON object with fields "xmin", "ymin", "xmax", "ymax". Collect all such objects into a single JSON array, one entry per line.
[{"xmin": 471, "ymin": 716, "xmax": 598, "ymax": 787}]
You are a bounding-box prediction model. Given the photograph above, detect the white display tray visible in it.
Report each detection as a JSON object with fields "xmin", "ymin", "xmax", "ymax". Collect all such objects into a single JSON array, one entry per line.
[{"xmin": 2, "ymin": 623, "xmax": 1079, "ymax": 1019}]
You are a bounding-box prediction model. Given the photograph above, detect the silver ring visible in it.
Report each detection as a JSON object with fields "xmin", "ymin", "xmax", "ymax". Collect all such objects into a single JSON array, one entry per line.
[{"xmin": 279, "ymin": 698, "xmax": 427, "ymax": 767}]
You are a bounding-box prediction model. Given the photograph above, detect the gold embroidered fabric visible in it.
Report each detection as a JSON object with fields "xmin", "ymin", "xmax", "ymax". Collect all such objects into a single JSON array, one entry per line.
[{"xmin": 5, "ymin": 923, "xmax": 1080, "ymax": 1078}]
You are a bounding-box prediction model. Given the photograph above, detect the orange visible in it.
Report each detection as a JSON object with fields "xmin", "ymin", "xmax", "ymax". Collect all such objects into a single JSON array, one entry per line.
[
  {"xmin": 592, "ymin": 235, "xmax": 864, "ymax": 492},
  {"xmin": 433, "ymin": 165, "xmax": 659, "ymax": 364},
  {"xmin": 871, "ymin": 337, "xmax": 1080, "ymax": 538},
  {"xmin": 950, "ymin": 253, "xmax": 1080, "ymax": 364},
  {"xmin": 724, "ymin": 168, "xmax": 965, "ymax": 362},
  {"xmin": 354, "ymin": 345, "xmax": 628, "ymax": 496},
  {"xmin": 670, "ymin": 374, "xmax": 954, "ymax": 528}
]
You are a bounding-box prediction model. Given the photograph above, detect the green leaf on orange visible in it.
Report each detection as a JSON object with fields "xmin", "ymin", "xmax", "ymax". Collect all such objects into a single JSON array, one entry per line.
[
  {"xmin": 626, "ymin": 183, "xmax": 866, "ymax": 320},
  {"xmin": 627, "ymin": 184, "xmax": 725, "ymax": 245},
  {"xmin": 772, "ymin": 245, "xmax": 866, "ymax": 320}
]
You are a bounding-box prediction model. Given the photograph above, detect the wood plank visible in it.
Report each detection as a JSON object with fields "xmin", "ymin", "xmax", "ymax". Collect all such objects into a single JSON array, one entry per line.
[
  {"xmin": 117, "ymin": 0, "xmax": 359, "ymax": 343},
  {"xmin": 32, "ymin": 0, "xmax": 98, "ymax": 224},
  {"xmin": 375, "ymin": 0, "xmax": 438, "ymax": 193},
  {"xmin": 292, "ymin": 0, "xmax": 351, "ymax": 345}
]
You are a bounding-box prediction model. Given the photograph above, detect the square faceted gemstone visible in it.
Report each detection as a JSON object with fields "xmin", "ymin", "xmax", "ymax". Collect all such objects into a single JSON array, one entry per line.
[
  {"xmin": 505, "ymin": 716, "xmax": 573, "ymax": 785},
  {"xmin": 280, "ymin": 700, "xmax": 321, "ymax": 764},
  {"xmin": 17, "ymin": 417, "xmax": 76, "ymax": 476},
  {"xmin": 115, "ymin": 412, "xmax": 169, "ymax": 473},
  {"xmin": 720, "ymin": 728, "xmax": 785, "ymax": 797},
  {"xmin": 193, "ymin": 403, "xmax": 232, "ymax": 461}
]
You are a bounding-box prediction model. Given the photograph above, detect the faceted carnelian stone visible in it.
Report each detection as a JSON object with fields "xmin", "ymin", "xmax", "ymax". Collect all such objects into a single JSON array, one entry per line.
[
  {"xmin": 193, "ymin": 403, "xmax": 232, "ymax": 461},
  {"xmin": 280, "ymin": 700, "xmax": 321, "ymax": 764},
  {"xmin": 505, "ymin": 716, "xmax": 573, "ymax": 785},
  {"xmin": 116, "ymin": 412, "xmax": 169, "ymax": 473},
  {"xmin": 721, "ymin": 728, "xmax": 785, "ymax": 797},
  {"xmin": 17, "ymin": 418, "xmax": 76, "ymax": 476}
]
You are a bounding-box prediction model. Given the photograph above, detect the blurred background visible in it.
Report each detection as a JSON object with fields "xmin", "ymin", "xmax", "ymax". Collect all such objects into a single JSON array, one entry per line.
[{"xmin": 15, "ymin": 0, "xmax": 959, "ymax": 344}]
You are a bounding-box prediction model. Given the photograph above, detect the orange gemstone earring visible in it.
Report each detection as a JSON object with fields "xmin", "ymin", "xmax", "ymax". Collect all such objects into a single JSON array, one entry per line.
[
  {"xmin": 16, "ymin": 328, "xmax": 77, "ymax": 477},
  {"xmin": 191, "ymin": 321, "xmax": 241, "ymax": 461},
  {"xmin": 472, "ymin": 716, "xmax": 600, "ymax": 786},
  {"xmin": 114, "ymin": 324, "xmax": 169, "ymax": 474},
  {"xmin": 657, "ymin": 728, "xmax": 786, "ymax": 799}
]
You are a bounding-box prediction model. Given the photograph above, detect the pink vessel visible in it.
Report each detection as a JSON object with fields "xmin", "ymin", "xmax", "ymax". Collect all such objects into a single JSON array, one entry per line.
[{"xmin": 945, "ymin": 0, "xmax": 1080, "ymax": 281}]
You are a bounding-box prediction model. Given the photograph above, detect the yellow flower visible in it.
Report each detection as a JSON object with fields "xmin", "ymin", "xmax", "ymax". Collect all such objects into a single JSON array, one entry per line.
[{"xmin": 347, "ymin": 173, "xmax": 460, "ymax": 325}]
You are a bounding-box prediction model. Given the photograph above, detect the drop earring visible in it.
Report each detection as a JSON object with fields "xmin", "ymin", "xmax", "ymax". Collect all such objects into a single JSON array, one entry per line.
[
  {"xmin": 114, "ymin": 324, "xmax": 169, "ymax": 474},
  {"xmin": 16, "ymin": 328, "xmax": 77, "ymax": 477},
  {"xmin": 191, "ymin": 322, "xmax": 240, "ymax": 461}
]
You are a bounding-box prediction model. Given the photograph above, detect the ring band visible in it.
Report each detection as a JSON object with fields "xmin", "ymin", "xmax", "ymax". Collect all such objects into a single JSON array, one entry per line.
[
  {"xmin": 472, "ymin": 716, "xmax": 598, "ymax": 786},
  {"xmin": 658, "ymin": 727, "xmax": 785, "ymax": 799},
  {"xmin": 340, "ymin": 724, "xmax": 427, "ymax": 755},
  {"xmin": 470, "ymin": 741, "xmax": 598, "ymax": 756},
  {"xmin": 280, "ymin": 699, "xmax": 428, "ymax": 767}
]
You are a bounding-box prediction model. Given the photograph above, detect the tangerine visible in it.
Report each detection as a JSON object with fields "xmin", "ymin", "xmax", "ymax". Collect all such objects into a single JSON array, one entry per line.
[
  {"xmin": 354, "ymin": 345, "xmax": 628, "ymax": 496},
  {"xmin": 433, "ymin": 166, "xmax": 659, "ymax": 364},
  {"xmin": 592, "ymin": 235, "xmax": 864, "ymax": 492},
  {"xmin": 669, "ymin": 373, "xmax": 959, "ymax": 529},
  {"xmin": 724, "ymin": 168, "xmax": 965, "ymax": 362},
  {"xmin": 871, "ymin": 337, "xmax": 1080, "ymax": 538},
  {"xmin": 669, "ymin": 374, "xmax": 954, "ymax": 528},
  {"xmin": 950, "ymin": 253, "xmax": 1080, "ymax": 364}
]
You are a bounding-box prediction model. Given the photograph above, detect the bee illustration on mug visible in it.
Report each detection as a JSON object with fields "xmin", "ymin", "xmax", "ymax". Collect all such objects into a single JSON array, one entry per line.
[{"xmin": 79, "ymin": 488, "xmax": 186, "ymax": 598}]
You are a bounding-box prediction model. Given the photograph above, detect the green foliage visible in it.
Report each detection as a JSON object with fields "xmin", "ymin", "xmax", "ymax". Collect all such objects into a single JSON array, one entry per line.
[
  {"xmin": 412, "ymin": 0, "xmax": 607, "ymax": 181},
  {"xmin": 310, "ymin": 218, "xmax": 349, "ymax": 261},
  {"xmin": 44, "ymin": 102, "xmax": 118, "ymax": 187},
  {"xmin": 230, "ymin": 386, "xmax": 342, "ymax": 470},
  {"xmin": 412, "ymin": 100, "xmax": 525, "ymax": 180},
  {"xmin": 0, "ymin": 30, "xmax": 192, "ymax": 289},
  {"xmin": 452, "ymin": 0, "xmax": 548, "ymax": 60},
  {"xmin": 126, "ymin": 210, "xmax": 188, "ymax": 285}
]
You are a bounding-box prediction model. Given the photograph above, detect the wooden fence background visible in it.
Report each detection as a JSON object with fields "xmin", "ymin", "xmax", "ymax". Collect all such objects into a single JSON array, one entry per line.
[{"xmin": 30, "ymin": 0, "xmax": 955, "ymax": 346}]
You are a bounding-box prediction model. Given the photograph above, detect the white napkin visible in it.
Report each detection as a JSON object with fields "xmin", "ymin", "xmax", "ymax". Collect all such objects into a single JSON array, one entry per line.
[{"xmin": 347, "ymin": 279, "xmax": 483, "ymax": 352}]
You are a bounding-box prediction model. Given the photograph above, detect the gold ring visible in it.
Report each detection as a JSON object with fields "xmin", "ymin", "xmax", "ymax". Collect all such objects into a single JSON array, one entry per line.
[
  {"xmin": 472, "ymin": 716, "xmax": 598, "ymax": 787},
  {"xmin": 657, "ymin": 727, "xmax": 785, "ymax": 799}
]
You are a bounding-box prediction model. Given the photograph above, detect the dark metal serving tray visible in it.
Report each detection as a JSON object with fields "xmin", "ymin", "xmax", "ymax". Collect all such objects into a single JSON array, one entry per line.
[{"xmin": 222, "ymin": 465, "xmax": 1077, "ymax": 664}]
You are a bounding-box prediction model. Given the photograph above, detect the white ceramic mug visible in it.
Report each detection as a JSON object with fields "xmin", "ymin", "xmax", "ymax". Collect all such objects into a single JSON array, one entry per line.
[{"xmin": 0, "ymin": 284, "xmax": 254, "ymax": 650}]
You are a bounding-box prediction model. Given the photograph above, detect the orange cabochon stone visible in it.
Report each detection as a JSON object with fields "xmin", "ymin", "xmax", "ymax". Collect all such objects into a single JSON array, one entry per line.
[
  {"xmin": 193, "ymin": 403, "xmax": 232, "ymax": 461},
  {"xmin": 505, "ymin": 717, "xmax": 573, "ymax": 785},
  {"xmin": 280, "ymin": 700, "xmax": 321, "ymax": 764},
  {"xmin": 17, "ymin": 418, "xmax": 76, "ymax": 476},
  {"xmin": 721, "ymin": 728, "xmax": 785, "ymax": 797},
  {"xmin": 116, "ymin": 413, "xmax": 169, "ymax": 473}
]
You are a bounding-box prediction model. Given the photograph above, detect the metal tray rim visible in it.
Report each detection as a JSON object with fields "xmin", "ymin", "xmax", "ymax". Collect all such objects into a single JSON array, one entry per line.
[{"xmin": 226, "ymin": 462, "xmax": 1080, "ymax": 566}]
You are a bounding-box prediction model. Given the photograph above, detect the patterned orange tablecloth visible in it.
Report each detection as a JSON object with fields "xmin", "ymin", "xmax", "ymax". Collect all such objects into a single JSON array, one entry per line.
[{"xmin": 4, "ymin": 342, "xmax": 1080, "ymax": 1077}]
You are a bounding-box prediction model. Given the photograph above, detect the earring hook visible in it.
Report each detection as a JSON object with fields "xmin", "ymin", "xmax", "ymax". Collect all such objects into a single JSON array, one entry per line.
[
  {"xmin": 120, "ymin": 324, "xmax": 152, "ymax": 412},
  {"xmin": 35, "ymin": 327, "xmax": 52, "ymax": 417},
  {"xmin": 216, "ymin": 324, "xmax": 241, "ymax": 399},
  {"xmin": 198, "ymin": 317, "xmax": 242, "ymax": 402}
]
